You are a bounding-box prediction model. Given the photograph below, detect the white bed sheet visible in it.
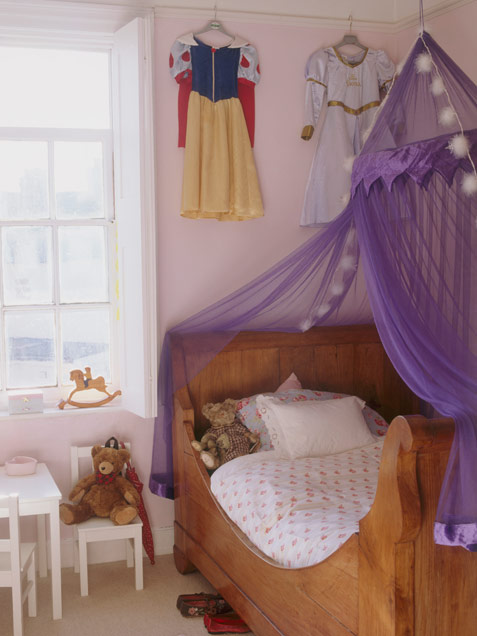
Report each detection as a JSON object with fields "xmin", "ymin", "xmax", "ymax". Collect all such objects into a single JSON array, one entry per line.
[{"xmin": 210, "ymin": 439, "xmax": 384, "ymax": 568}]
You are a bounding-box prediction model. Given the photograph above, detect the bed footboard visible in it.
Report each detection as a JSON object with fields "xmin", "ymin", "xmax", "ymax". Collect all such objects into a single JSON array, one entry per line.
[{"xmin": 360, "ymin": 414, "xmax": 477, "ymax": 636}]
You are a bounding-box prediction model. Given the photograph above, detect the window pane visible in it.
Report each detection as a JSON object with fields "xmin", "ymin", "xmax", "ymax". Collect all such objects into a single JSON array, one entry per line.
[
  {"xmin": 0, "ymin": 141, "xmax": 49, "ymax": 220},
  {"xmin": 2, "ymin": 227, "xmax": 53, "ymax": 305},
  {"xmin": 6, "ymin": 311, "xmax": 56, "ymax": 388},
  {"xmin": 61, "ymin": 309, "xmax": 111, "ymax": 384},
  {"xmin": 0, "ymin": 48, "xmax": 110, "ymax": 129},
  {"xmin": 58, "ymin": 226, "xmax": 108, "ymax": 303},
  {"xmin": 55, "ymin": 142, "xmax": 104, "ymax": 219}
]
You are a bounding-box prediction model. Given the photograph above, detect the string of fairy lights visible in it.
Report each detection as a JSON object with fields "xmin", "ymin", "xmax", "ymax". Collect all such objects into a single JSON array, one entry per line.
[
  {"xmin": 416, "ymin": 36, "xmax": 477, "ymax": 197},
  {"xmin": 302, "ymin": 3, "xmax": 476, "ymax": 333},
  {"xmin": 360, "ymin": 1, "xmax": 477, "ymax": 199}
]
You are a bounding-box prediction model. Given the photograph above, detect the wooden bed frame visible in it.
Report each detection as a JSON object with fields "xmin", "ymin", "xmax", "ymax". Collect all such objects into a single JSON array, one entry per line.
[{"xmin": 171, "ymin": 325, "xmax": 477, "ymax": 635}]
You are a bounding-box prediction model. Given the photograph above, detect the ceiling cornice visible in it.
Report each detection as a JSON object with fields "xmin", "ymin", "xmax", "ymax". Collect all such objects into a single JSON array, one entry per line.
[
  {"xmin": 0, "ymin": 0, "xmax": 472, "ymax": 40},
  {"xmin": 394, "ymin": 0, "xmax": 475, "ymax": 31},
  {"xmin": 154, "ymin": 6, "xmax": 396, "ymax": 33},
  {"xmin": 154, "ymin": 0, "xmax": 475, "ymax": 34}
]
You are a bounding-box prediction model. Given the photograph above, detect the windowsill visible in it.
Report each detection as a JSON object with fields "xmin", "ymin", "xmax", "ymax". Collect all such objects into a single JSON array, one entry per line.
[{"xmin": 0, "ymin": 402, "xmax": 126, "ymax": 420}]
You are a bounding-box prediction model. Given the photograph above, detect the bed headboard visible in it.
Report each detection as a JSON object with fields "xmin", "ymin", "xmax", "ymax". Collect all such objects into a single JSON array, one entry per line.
[{"xmin": 173, "ymin": 324, "xmax": 420, "ymax": 436}]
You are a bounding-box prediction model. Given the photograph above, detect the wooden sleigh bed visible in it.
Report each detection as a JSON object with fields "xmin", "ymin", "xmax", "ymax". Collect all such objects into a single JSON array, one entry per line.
[{"xmin": 171, "ymin": 324, "xmax": 477, "ymax": 636}]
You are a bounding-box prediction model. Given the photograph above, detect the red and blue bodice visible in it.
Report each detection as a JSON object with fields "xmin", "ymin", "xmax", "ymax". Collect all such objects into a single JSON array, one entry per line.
[
  {"xmin": 170, "ymin": 33, "xmax": 260, "ymax": 147},
  {"xmin": 190, "ymin": 41, "xmax": 241, "ymax": 102}
]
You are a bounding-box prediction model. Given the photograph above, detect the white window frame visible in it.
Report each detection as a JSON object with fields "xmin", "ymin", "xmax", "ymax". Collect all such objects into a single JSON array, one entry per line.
[
  {"xmin": 0, "ymin": 5, "xmax": 157, "ymax": 419},
  {"xmin": 0, "ymin": 128, "xmax": 117, "ymax": 396}
]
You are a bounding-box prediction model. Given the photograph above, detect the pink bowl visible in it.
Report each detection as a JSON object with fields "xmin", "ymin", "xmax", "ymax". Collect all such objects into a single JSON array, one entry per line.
[{"xmin": 5, "ymin": 456, "xmax": 38, "ymax": 476}]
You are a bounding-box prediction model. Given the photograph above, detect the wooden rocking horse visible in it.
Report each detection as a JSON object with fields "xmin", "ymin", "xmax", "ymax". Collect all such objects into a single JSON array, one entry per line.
[{"xmin": 58, "ymin": 367, "xmax": 121, "ymax": 409}]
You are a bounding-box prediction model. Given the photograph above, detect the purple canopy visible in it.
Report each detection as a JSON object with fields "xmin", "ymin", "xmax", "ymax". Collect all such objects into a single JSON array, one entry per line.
[{"xmin": 150, "ymin": 32, "xmax": 477, "ymax": 551}]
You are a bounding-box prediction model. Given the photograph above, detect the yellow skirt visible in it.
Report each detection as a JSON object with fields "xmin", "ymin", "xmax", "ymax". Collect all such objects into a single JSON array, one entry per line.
[{"xmin": 181, "ymin": 92, "xmax": 264, "ymax": 221}]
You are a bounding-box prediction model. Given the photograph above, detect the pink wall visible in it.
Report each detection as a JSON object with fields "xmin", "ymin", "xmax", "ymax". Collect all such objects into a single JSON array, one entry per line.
[
  {"xmin": 0, "ymin": 409, "xmax": 158, "ymax": 542},
  {"xmin": 2, "ymin": 5, "xmax": 475, "ymax": 550},
  {"xmin": 155, "ymin": 17, "xmax": 399, "ymax": 337}
]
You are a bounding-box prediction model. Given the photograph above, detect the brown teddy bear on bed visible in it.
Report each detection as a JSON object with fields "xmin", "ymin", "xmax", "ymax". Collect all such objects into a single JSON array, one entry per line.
[
  {"xmin": 59, "ymin": 445, "xmax": 140, "ymax": 526},
  {"xmin": 191, "ymin": 398, "xmax": 260, "ymax": 470}
]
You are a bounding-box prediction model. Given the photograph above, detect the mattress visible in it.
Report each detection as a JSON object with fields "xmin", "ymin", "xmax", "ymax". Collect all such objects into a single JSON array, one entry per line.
[{"xmin": 210, "ymin": 439, "xmax": 384, "ymax": 568}]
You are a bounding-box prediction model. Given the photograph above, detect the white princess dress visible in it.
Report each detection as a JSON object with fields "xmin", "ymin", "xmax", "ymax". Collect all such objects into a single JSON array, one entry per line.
[{"xmin": 300, "ymin": 46, "xmax": 395, "ymax": 227}]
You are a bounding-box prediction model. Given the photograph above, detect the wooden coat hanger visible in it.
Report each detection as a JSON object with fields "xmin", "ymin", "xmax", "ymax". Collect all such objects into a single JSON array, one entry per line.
[{"xmin": 333, "ymin": 14, "xmax": 367, "ymax": 51}]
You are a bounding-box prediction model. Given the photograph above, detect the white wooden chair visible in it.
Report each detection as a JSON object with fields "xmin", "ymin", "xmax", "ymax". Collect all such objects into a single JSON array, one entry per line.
[
  {"xmin": 0, "ymin": 494, "xmax": 37, "ymax": 636},
  {"xmin": 70, "ymin": 444, "xmax": 143, "ymax": 596}
]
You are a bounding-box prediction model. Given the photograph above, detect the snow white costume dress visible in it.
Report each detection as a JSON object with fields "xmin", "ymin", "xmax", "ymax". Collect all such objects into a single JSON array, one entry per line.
[{"xmin": 170, "ymin": 34, "xmax": 264, "ymax": 221}]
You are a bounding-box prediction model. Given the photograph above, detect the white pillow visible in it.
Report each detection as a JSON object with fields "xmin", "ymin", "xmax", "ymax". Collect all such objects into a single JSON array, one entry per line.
[{"xmin": 256, "ymin": 394, "xmax": 376, "ymax": 459}]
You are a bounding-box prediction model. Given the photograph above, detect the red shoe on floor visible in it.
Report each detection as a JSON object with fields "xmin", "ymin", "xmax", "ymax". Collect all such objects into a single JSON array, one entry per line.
[{"xmin": 204, "ymin": 612, "xmax": 251, "ymax": 634}]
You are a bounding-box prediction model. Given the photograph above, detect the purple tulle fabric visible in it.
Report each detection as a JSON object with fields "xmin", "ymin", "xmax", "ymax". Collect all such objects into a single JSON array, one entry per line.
[
  {"xmin": 149, "ymin": 207, "xmax": 370, "ymax": 498},
  {"xmin": 150, "ymin": 33, "xmax": 477, "ymax": 551}
]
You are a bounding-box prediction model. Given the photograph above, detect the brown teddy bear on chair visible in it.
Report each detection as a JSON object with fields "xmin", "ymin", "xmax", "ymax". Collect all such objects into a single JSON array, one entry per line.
[
  {"xmin": 59, "ymin": 445, "xmax": 140, "ymax": 526},
  {"xmin": 191, "ymin": 398, "xmax": 260, "ymax": 470}
]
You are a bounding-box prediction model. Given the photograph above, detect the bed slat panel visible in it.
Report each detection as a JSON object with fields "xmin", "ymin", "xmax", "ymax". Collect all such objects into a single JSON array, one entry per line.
[
  {"xmin": 279, "ymin": 346, "xmax": 316, "ymax": 388},
  {"xmin": 302, "ymin": 536, "xmax": 359, "ymax": 633},
  {"xmin": 187, "ymin": 350, "xmax": 242, "ymax": 432},
  {"xmin": 240, "ymin": 348, "xmax": 280, "ymax": 397},
  {"xmin": 353, "ymin": 342, "xmax": 384, "ymax": 405},
  {"xmin": 177, "ymin": 522, "xmax": 355, "ymax": 636},
  {"xmin": 315, "ymin": 343, "xmax": 354, "ymax": 393},
  {"xmin": 382, "ymin": 355, "xmax": 420, "ymax": 421},
  {"xmin": 414, "ymin": 450, "xmax": 477, "ymax": 635}
]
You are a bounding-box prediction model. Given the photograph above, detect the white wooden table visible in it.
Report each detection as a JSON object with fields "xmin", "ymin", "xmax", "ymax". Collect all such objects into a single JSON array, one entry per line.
[{"xmin": 0, "ymin": 462, "xmax": 62, "ymax": 619}]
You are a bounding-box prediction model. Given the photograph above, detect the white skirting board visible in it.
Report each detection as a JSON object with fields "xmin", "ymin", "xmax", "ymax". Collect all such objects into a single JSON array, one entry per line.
[{"xmin": 57, "ymin": 525, "xmax": 174, "ymax": 568}]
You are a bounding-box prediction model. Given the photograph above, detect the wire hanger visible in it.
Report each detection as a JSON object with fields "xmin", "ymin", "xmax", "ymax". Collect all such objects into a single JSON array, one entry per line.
[
  {"xmin": 194, "ymin": 3, "xmax": 233, "ymax": 39},
  {"xmin": 333, "ymin": 14, "xmax": 367, "ymax": 51}
]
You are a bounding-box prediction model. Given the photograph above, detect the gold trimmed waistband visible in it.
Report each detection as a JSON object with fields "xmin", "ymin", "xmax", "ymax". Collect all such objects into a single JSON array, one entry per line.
[{"xmin": 327, "ymin": 100, "xmax": 380, "ymax": 115}]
